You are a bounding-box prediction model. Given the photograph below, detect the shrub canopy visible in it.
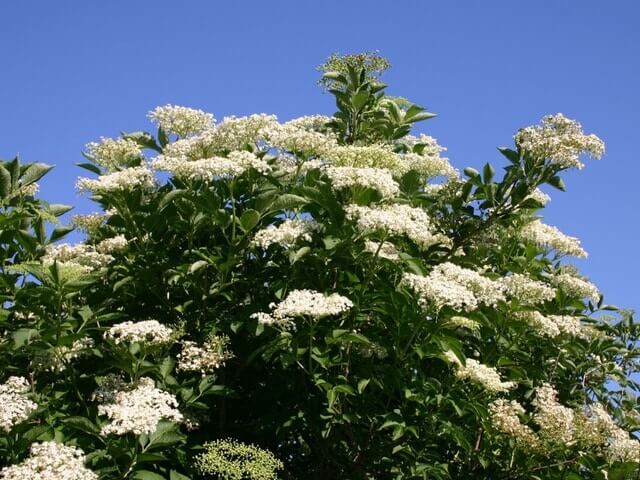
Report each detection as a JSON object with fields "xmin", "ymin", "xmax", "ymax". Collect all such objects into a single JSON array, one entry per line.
[{"xmin": 0, "ymin": 53, "xmax": 638, "ymax": 480}]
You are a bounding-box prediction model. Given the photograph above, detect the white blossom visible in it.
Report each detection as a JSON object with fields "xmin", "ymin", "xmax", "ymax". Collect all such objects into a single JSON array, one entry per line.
[
  {"xmin": 552, "ymin": 273, "xmax": 600, "ymax": 303},
  {"xmin": 403, "ymin": 262, "xmax": 505, "ymax": 312},
  {"xmin": 519, "ymin": 220, "xmax": 587, "ymax": 258},
  {"xmin": 252, "ymin": 289, "xmax": 353, "ymax": 328},
  {"xmin": 263, "ymin": 119, "xmax": 337, "ymax": 158},
  {"xmin": 345, "ymin": 203, "xmax": 449, "ymax": 250},
  {"xmin": 97, "ymin": 377, "xmax": 182, "ymax": 436},
  {"xmin": 444, "ymin": 354, "xmax": 515, "ymax": 393},
  {"xmin": 252, "ymin": 219, "xmax": 323, "ymax": 249},
  {"xmin": 324, "ymin": 166, "xmax": 399, "ymax": 197},
  {"xmin": 152, "ymin": 150, "xmax": 270, "ymax": 180},
  {"xmin": 72, "ymin": 212, "xmax": 109, "ymax": 234},
  {"xmin": 96, "ymin": 235, "xmax": 128, "ymax": 254},
  {"xmin": 515, "ymin": 113, "xmax": 604, "ymax": 169},
  {"xmin": 0, "ymin": 377, "xmax": 37, "ymax": 433},
  {"xmin": 177, "ymin": 336, "xmax": 233, "ymax": 375},
  {"xmin": 84, "ymin": 137, "xmax": 143, "ymax": 172},
  {"xmin": 0, "ymin": 442, "xmax": 97, "ymax": 480},
  {"xmin": 148, "ymin": 104, "xmax": 214, "ymax": 137},
  {"xmin": 39, "ymin": 337, "xmax": 95, "ymax": 373},
  {"xmin": 502, "ymin": 273, "xmax": 556, "ymax": 305},
  {"xmin": 76, "ymin": 166, "xmax": 155, "ymax": 194},
  {"xmin": 489, "ymin": 399, "xmax": 539, "ymax": 447},
  {"xmin": 364, "ymin": 240, "xmax": 401, "ymax": 261},
  {"xmin": 323, "ymin": 144, "xmax": 401, "ymax": 171},
  {"xmin": 42, "ymin": 243, "xmax": 114, "ymax": 272},
  {"xmin": 527, "ymin": 188, "xmax": 551, "ymax": 205},
  {"xmin": 532, "ymin": 383, "xmax": 576, "ymax": 443},
  {"xmin": 104, "ymin": 320, "xmax": 173, "ymax": 346}
]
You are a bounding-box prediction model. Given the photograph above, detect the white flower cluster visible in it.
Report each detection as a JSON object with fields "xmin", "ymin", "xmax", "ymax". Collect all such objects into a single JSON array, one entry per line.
[
  {"xmin": 148, "ymin": 104, "xmax": 215, "ymax": 137},
  {"xmin": 364, "ymin": 240, "xmax": 401, "ymax": 262},
  {"xmin": 489, "ymin": 399, "xmax": 538, "ymax": 448},
  {"xmin": 444, "ymin": 352, "xmax": 515, "ymax": 393},
  {"xmin": 501, "ymin": 273, "xmax": 556, "ymax": 305},
  {"xmin": 345, "ymin": 203, "xmax": 448, "ymax": 250},
  {"xmin": 152, "ymin": 150, "xmax": 270, "ymax": 181},
  {"xmin": 252, "ymin": 219, "xmax": 323, "ymax": 249},
  {"xmin": 72, "ymin": 212, "xmax": 109, "ymax": 234},
  {"xmin": 15, "ymin": 182, "xmax": 39, "ymax": 198},
  {"xmin": 577, "ymin": 404, "xmax": 640, "ymax": 463},
  {"xmin": 552, "ymin": 273, "xmax": 600, "ymax": 303},
  {"xmin": 514, "ymin": 311, "xmax": 585, "ymax": 338},
  {"xmin": 323, "ymin": 144, "xmax": 401, "ymax": 171},
  {"xmin": 403, "ymin": 262, "xmax": 505, "ymax": 312},
  {"xmin": 76, "ymin": 166, "xmax": 155, "ymax": 194},
  {"xmin": 214, "ymin": 114, "xmax": 279, "ymax": 152},
  {"xmin": 263, "ymin": 118, "xmax": 337, "ymax": 158},
  {"xmin": 401, "ymin": 152, "xmax": 457, "ymax": 178},
  {"xmin": 532, "ymin": 383, "xmax": 576, "ymax": 443},
  {"xmin": 321, "ymin": 137, "xmax": 455, "ymax": 178},
  {"xmin": 42, "ymin": 243, "xmax": 114, "ymax": 272},
  {"xmin": 177, "ymin": 336, "xmax": 234, "ymax": 375},
  {"xmin": 104, "ymin": 320, "xmax": 173, "ymax": 346},
  {"xmin": 519, "ymin": 220, "xmax": 587, "ymax": 258},
  {"xmin": 324, "ymin": 166, "xmax": 399, "ymax": 198},
  {"xmin": 0, "ymin": 377, "xmax": 37, "ymax": 433},
  {"xmin": 96, "ymin": 235, "xmax": 128, "ymax": 254},
  {"xmin": 514, "ymin": 113, "xmax": 605, "ymax": 169},
  {"xmin": 156, "ymin": 114, "xmax": 277, "ymax": 161},
  {"xmin": 252, "ymin": 289, "xmax": 353, "ymax": 328},
  {"xmin": 284, "ymin": 115, "xmax": 332, "ymax": 132},
  {"xmin": 45, "ymin": 337, "xmax": 95, "ymax": 373},
  {"xmin": 526, "ymin": 188, "xmax": 551, "ymax": 205},
  {"xmin": 0, "ymin": 442, "xmax": 97, "ymax": 480},
  {"xmin": 97, "ymin": 377, "xmax": 183, "ymax": 435},
  {"xmin": 84, "ymin": 137, "xmax": 143, "ymax": 172}
]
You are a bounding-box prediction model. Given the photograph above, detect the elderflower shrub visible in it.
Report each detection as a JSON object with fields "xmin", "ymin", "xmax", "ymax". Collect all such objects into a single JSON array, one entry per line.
[{"xmin": 0, "ymin": 54, "xmax": 638, "ymax": 480}]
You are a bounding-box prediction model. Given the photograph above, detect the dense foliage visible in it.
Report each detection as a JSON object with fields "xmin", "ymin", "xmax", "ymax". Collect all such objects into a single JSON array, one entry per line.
[{"xmin": 1, "ymin": 54, "xmax": 639, "ymax": 479}]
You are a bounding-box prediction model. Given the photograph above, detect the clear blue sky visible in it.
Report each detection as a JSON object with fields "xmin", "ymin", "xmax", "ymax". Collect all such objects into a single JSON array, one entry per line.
[{"xmin": 1, "ymin": 1, "xmax": 638, "ymax": 313}]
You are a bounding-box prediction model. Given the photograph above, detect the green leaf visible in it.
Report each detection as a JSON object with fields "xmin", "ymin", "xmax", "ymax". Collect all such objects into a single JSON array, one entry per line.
[
  {"xmin": 463, "ymin": 167, "xmax": 480, "ymax": 179},
  {"xmin": 132, "ymin": 471, "xmax": 166, "ymax": 480},
  {"xmin": 547, "ymin": 175, "xmax": 566, "ymax": 191},
  {"xmin": 48, "ymin": 204, "xmax": 74, "ymax": 217},
  {"xmin": 271, "ymin": 194, "xmax": 307, "ymax": 211},
  {"xmin": 21, "ymin": 162, "xmax": 53, "ymax": 186},
  {"xmin": 482, "ymin": 163, "xmax": 495, "ymax": 184},
  {"xmin": 76, "ymin": 162, "xmax": 102, "ymax": 175},
  {"xmin": 188, "ymin": 260, "xmax": 209, "ymax": 274},
  {"xmin": 0, "ymin": 165, "xmax": 11, "ymax": 198},
  {"xmin": 159, "ymin": 189, "xmax": 186, "ymax": 210},
  {"xmin": 498, "ymin": 147, "xmax": 521, "ymax": 164},
  {"xmin": 49, "ymin": 226, "xmax": 74, "ymax": 243},
  {"xmin": 239, "ymin": 209, "xmax": 260, "ymax": 232},
  {"xmin": 63, "ymin": 416, "xmax": 100, "ymax": 435},
  {"xmin": 357, "ymin": 379, "xmax": 370, "ymax": 394},
  {"xmin": 170, "ymin": 471, "xmax": 191, "ymax": 480}
]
